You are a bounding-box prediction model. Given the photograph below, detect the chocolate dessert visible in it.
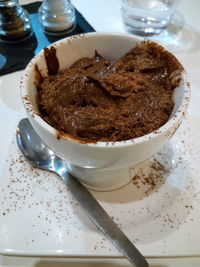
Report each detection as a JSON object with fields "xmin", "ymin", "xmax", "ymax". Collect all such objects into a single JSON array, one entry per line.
[{"xmin": 37, "ymin": 41, "xmax": 183, "ymax": 142}]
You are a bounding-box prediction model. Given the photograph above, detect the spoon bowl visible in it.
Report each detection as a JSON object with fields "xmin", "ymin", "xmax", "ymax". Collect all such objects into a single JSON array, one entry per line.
[{"xmin": 16, "ymin": 118, "xmax": 65, "ymax": 175}]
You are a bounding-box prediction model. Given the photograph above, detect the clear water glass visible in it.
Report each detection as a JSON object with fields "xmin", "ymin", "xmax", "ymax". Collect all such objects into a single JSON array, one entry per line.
[{"xmin": 120, "ymin": 0, "xmax": 180, "ymax": 36}]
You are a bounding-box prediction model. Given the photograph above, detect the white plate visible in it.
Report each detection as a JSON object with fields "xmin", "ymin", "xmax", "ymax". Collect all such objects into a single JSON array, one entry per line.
[{"xmin": 0, "ymin": 116, "xmax": 200, "ymax": 257}]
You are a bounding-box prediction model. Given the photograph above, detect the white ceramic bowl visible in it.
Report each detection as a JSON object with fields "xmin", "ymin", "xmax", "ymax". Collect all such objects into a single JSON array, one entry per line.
[{"xmin": 21, "ymin": 32, "xmax": 190, "ymax": 191}]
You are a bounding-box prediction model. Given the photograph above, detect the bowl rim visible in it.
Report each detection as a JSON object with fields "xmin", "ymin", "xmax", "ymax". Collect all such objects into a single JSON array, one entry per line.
[{"xmin": 20, "ymin": 32, "xmax": 191, "ymax": 148}]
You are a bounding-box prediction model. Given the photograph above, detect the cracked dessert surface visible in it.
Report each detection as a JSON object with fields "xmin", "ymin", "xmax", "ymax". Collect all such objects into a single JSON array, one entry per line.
[{"xmin": 37, "ymin": 41, "xmax": 183, "ymax": 142}]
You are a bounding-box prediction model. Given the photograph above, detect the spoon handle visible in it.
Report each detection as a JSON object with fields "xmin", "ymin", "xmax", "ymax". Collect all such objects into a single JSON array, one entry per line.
[{"xmin": 61, "ymin": 172, "xmax": 149, "ymax": 267}]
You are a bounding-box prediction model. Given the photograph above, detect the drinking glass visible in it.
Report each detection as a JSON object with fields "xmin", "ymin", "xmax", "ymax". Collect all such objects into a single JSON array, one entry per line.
[{"xmin": 120, "ymin": 0, "xmax": 180, "ymax": 36}]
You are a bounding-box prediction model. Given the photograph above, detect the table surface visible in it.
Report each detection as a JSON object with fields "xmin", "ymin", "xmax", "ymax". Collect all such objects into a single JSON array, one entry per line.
[{"xmin": 0, "ymin": 0, "xmax": 200, "ymax": 266}]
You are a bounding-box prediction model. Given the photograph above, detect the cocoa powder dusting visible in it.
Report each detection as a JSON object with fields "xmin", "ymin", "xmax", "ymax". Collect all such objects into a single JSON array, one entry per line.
[
  {"xmin": 132, "ymin": 158, "xmax": 169, "ymax": 194},
  {"xmin": 38, "ymin": 41, "xmax": 183, "ymax": 142}
]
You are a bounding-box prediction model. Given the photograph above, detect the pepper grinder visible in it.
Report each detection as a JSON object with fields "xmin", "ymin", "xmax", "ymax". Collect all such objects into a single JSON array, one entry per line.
[
  {"xmin": 38, "ymin": 0, "xmax": 76, "ymax": 36},
  {"xmin": 0, "ymin": 0, "xmax": 32, "ymax": 42}
]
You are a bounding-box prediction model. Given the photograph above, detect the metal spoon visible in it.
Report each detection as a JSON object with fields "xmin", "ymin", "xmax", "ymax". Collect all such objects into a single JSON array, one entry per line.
[{"xmin": 16, "ymin": 118, "xmax": 149, "ymax": 267}]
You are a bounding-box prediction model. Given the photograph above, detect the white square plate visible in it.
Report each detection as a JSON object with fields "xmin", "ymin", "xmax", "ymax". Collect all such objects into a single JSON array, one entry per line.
[{"xmin": 0, "ymin": 116, "xmax": 200, "ymax": 257}]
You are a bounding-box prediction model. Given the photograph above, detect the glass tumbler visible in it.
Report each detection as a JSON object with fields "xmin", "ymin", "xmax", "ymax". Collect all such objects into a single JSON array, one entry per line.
[{"xmin": 120, "ymin": 0, "xmax": 180, "ymax": 36}]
